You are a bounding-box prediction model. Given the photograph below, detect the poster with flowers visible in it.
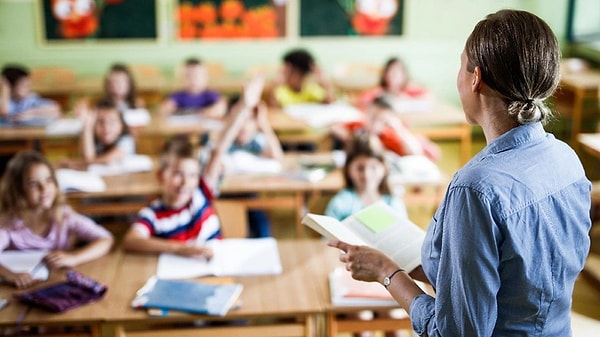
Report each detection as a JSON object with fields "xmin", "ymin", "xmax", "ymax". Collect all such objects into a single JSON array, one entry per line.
[
  {"xmin": 300, "ymin": 0, "xmax": 404, "ymax": 37},
  {"xmin": 40, "ymin": 0, "xmax": 157, "ymax": 41},
  {"xmin": 175, "ymin": 0, "xmax": 287, "ymax": 39}
]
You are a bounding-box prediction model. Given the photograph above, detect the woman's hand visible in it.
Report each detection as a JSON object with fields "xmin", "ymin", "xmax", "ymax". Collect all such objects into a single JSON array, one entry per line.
[{"xmin": 328, "ymin": 240, "xmax": 400, "ymax": 284}]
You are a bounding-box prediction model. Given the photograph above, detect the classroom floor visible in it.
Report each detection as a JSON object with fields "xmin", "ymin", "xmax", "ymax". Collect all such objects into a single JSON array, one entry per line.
[{"xmin": 268, "ymin": 137, "xmax": 600, "ymax": 336}]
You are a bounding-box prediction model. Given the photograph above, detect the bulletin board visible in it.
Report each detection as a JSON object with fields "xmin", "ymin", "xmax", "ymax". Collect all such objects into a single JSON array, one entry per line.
[
  {"xmin": 300, "ymin": 0, "xmax": 404, "ymax": 37},
  {"xmin": 39, "ymin": 0, "xmax": 158, "ymax": 42},
  {"xmin": 175, "ymin": 0, "xmax": 287, "ymax": 40}
]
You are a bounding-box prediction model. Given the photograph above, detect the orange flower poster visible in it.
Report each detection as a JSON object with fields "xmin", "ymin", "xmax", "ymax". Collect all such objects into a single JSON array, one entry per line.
[
  {"xmin": 176, "ymin": 0, "xmax": 287, "ymax": 40},
  {"xmin": 301, "ymin": 0, "xmax": 404, "ymax": 37}
]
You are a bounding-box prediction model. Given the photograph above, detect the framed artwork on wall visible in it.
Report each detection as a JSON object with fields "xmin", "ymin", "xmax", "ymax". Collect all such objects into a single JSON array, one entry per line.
[
  {"xmin": 174, "ymin": 0, "xmax": 287, "ymax": 40},
  {"xmin": 300, "ymin": 0, "xmax": 404, "ymax": 37},
  {"xmin": 38, "ymin": 0, "xmax": 158, "ymax": 43}
]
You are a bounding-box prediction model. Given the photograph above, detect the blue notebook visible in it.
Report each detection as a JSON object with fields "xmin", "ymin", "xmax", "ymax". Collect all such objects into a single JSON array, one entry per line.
[{"xmin": 131, "ymin": 277, "xmax": 243, "ymax": 316}]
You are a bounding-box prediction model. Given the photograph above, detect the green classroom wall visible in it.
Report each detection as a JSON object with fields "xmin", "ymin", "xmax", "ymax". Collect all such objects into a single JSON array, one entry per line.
[{"xmin": 0, "ymin": 0, "xmax": 569, "ymax": 104}]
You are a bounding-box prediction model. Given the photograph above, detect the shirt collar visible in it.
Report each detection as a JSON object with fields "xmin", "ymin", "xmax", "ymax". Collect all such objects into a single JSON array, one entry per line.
[{"xmin": 477, "ymin": 122, "xmax": 547, "ymax": 159}]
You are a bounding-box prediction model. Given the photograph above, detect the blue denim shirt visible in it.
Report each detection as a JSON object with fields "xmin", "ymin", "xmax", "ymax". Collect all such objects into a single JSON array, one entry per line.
[{"xmin": 411, "ymin": 122, "xmax": 591, "ymax": 337}]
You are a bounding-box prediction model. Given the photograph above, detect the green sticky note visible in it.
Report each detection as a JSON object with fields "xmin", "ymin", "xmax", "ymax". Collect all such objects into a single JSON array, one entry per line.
[{"xmin": 355, "ymin": 204, "xmax": 396, "ymax": 233}]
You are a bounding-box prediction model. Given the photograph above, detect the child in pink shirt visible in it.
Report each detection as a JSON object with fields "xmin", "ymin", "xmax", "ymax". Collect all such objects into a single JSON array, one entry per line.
[{"xmin": 0, "ymin": 151, "xmax": 113, "ymax": 289}]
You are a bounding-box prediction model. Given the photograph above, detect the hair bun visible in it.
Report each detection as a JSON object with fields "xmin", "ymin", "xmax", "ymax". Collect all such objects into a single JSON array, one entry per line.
[{"xmin": 508, "ymin": 99, "xmax": 548, "ymax": 124}]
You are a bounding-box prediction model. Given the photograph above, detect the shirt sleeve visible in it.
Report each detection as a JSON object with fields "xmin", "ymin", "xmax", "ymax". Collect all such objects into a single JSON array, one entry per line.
[
  {"xmin": 64, "ymin": 208, "xmax": 113, "ymax": 243},
  {"xmin": 116, "ymin": 135, "xmax": 136, "ymax": 156},
  {"xmin": 410, "ymin": 186, "xmax": 501, "ymax": 337},
  {"xmin": 325, "ymin": 190, "xmax": 353, "ymax": 221}
]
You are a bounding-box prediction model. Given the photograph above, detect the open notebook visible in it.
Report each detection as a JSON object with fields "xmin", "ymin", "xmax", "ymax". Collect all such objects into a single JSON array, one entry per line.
[
  {"xmin": 156, "ymin": 238, "xmax": 283, "ymax": 279},
  {"xmin": 0, "ymin": 250, "xmax": 49, "ymax": 282},
  {"xmin": 55, "ymin": 169, "xmax": 106, "ymax": 193}
]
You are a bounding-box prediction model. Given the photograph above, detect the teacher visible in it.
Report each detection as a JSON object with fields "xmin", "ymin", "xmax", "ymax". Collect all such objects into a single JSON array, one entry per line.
[{"xmin": 330, "ymin": 9, "xmax": 591, "ymax": 337}]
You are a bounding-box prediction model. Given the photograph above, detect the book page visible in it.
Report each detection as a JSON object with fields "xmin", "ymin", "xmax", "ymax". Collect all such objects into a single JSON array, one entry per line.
[
  {"xmin": 156, "ymin": 238, "xmax": 282, "ymax": 279},
  {"xmin": 55, "ymin": 169, "xmax": 106, "ymax": 192},
  {"xmin": 209, "ymin": 238, "xmax": 283, "ymax": 276},
  {"xmin": 0, "ymin": 250, "xmax": 49, "ymax": 281},
  {"xmin": 302, "ymin": 214, "xmax": 367, "ymax": 246},
  {"xmin": 156, "ymin": 253, "xmax": 213, "ymax": 279},
  {"xmin": 342, "ymin": 202, "xmax": 425, "ymax": 272}
]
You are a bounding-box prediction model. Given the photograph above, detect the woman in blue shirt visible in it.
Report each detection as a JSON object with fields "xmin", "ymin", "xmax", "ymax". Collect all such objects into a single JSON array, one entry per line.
[{"xmin": 330, "ymin": 9, "xmax": 591, "ymax": 337}]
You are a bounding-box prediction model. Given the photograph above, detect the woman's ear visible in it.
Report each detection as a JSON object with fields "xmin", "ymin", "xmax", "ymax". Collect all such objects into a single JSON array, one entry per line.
[{"xmin": 472, "ymin": 66, "xmax": 482, "ymax": 92}]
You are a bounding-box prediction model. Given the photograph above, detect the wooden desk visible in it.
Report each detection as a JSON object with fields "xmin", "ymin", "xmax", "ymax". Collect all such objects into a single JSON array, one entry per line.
[
  {"xmin": 269, "ymin": 102, "xmax": 472, "ymax": 165},
  {"xmin": 104, "ymin": 239, "xmax": 328, "ymax": 337},
  {"xmin": 398, "ymin": 102, "xmax": 471, "ymax": 165},
  {"xmin": 558, "ymin": 70, "xmax": 600, "ymax": 146},
  {"xmin": 62, "ymin": 153, "xmax": 345, "ymax": 237},
  {"xmin": 0, "ymin": 249, "xmax": 123, "ymax": 337}
]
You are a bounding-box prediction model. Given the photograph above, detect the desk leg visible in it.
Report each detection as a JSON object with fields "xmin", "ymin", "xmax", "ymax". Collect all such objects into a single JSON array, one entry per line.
[
  {"xmin": 570, "ymin": 89, "xmax": 585, "ymax": 148},
  {"xmin": 295, "ymin": 192, "xmax": 306, "ymax": 237},
  {"xmin": 460, "ymin": 124, "xmax": 472, "ymax": 165}
]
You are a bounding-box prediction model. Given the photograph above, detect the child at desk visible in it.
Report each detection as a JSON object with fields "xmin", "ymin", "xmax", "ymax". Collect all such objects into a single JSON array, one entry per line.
[
  {"xmin": 0, "ymin": 64, "xmax": 60, "ymax": 121},
  {"xmin": 100, "ymin": 63, "xmax": 145, "ymax": 110},
  {"xmin": 122, "ymin": 76, "xmax": 266, "ymax": 254},
  {"xmin": 0, "ymin": 151, "xmax": 114, "ymax": 289},
  {"xmin": 325, "ymin": 135, "xmax": 407, "ymax": 337},
  {"xmin": 61, "ymin": 99, "xmax": 135, "ymax": 169},
  {"xmin": 330, "ymin": 95, "xmax": 441, "ymax": 161},
  {"xmin": 217, "ymin": 89, "xmax": 283, "ymax": 238},
  {"xmin": 267, "ymin": 48, "xmax": 335, "ymax": 108},
  {"xmin": 159, "ymin": 57, "xmax": 226, "ymax": 118},
  {"xmin": 358, "ymin": 57, "xmax": 432, "ymax": 112}
]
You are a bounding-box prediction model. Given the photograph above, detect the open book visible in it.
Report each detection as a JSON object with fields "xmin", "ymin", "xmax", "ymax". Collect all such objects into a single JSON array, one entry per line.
[
  {"xmin": 55, "ymin": 169, "xmax": 106, "ymax": 192},
  {"xmin": 302, "ymin": 201, "xmax": 425, "ymax": 272},
  {"xmin": 0, "ymin": 250, "xmax": 49, "ymax": 282},
  {"xmin": 87, "ymin": 155, "xmax": 154, "ymax": 176},
  {"xmin": 156, "ymin": 238, "xmax": 283, "ymax": 279},
  {"xmin": 132, "ymin": 276, "xmax": 243, "ymax": 316}
]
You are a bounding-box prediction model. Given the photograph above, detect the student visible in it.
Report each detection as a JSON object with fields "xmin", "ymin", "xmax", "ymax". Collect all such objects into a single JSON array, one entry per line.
[
  {"xmin": 122, "ymin": 75, "xmax": 267, "ymax": 254},
  {"xmin": 330, "ymin": 10, "xmax": 591, "ymax": 337},
  {"xmin": 329, "ymin": 95, "xmax": 440, "ymax": 161},
  {"xmin": 217, "ymin": 89, "xmax": 283, "ymax": 238},
  {"xmin": 358, "ymin": 57, "xmax": 431, "ymax": 112},
  {"xmin": 100, "ymin": 63, "xmax": 145, "ymax": 111},
  {"xmin": 225, "ymin": 97, "xmax": 284, "ymax": 161},
  {"xmin": 0, "ymin": 150, "xmax": 114, "ymax": 289},
  {"xmin": 62, "ymin": 99, "xmax": 135, "ymax": 169},
  {"xmin": 267, "ymin": 48, "xmax": 335, "ymax": 108},
  {"xmin": 325, "ymin": 134, "xmax": 407, "ymax": 337},
  {"xmin": 326, "ymin": 133, "xmax": 407, "ymax": 228},
  {"xmin": 159, "ymin": 57, "xmax": 226, "ymax": 118},
  {"xmin": 0, "ymin": 64, "xmax": 60, "ymax": 120}
]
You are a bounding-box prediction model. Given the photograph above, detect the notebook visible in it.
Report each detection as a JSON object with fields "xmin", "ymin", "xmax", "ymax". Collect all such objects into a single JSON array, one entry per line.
[
  {"xmin": 0, "ymin": 250, "xmax": 49, "ymax": 282},
  {"xmin": 156, "ymin": 238, "xmax": 283, "ymax": 280},
  {"xmin": 132, "ymin": 276, "xmax": 243, "ymax": 316},
  {"xmin": 55, "ymin": 169, "xmax": 106, "ymax": 192}
]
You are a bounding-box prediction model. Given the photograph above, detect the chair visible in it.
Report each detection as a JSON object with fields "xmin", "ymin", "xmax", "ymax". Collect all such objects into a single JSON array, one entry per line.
[
  {"xmin": 128, "ymin": 64, "xmax": 168, "ymax": 107},
  {"xmin": 29, "ymin": 66, "xmax": 77, "ymax": 110},
  {"xmin": 331, "ymin": 62, "xmax": 381, "ymax": 102},
  {"xmin": 213, "ymin": 199, "xmax": 249, "ymax": 238}
]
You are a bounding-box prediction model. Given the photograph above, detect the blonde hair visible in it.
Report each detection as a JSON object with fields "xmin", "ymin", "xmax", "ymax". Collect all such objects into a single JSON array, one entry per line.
[{"xmin": 0, "ymin": 150, "xmax": 64, "ymax": 221}]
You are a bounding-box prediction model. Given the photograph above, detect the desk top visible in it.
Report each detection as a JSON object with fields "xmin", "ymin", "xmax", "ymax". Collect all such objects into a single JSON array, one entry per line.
[
  {"xmin": 0, "ymin": 249, "xmax": 123, "ymax": 326},
  {"xmin": 268, "ymin": 101, "xmax": 467, "ymax": 132},
  {"xmin": 578, "ymin": 133, "xmax": 600, "ymax": 159},
  {"xmin": 102, "ymin": 239, "xmax": 332, "ymax": 322},
  {"xmin": 560, "ymin": 70, "xmax": 600, "ymax": 91}
]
